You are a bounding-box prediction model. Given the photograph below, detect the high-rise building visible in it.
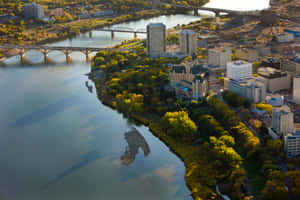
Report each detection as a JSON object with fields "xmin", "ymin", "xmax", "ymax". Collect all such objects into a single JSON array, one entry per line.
[
  {"xmin": 208, "ymin": 47, "xmax": 232, "ymax": 69},
  {"xmin": 271, "ymin": 105, "xmax": 294, "ymax": 137},
  {"xmin": 293, "ymin": 76, "xmax": 300, "ymax": 104},
  {"xmin": 24, "ymin": 3, "xmax": 44, "ymax": 19},
  {"xmin": 227, "ymin": 60, "xmax": 253, "ymax": 81},
  {"xmin": 146, "ymin": 23, "xmax": 166, "ymax": 57},
  {"xmin": 180, "ymin": 30, "xmax": 197, "ymax": 56},
  {"xmin": 284, "ymin": 130, "xmax": 300, "ymax": 157}
]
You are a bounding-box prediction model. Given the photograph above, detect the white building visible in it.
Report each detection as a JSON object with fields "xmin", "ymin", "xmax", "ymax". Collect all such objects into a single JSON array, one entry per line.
[
  {"xmin": 208, "ymin": 47, "xmax": 231, "ymax": 69},
  {"xmin": 147, "ymin": 23, "xmax": 166, "ymax": 57},
  {"xmin": 293, "ymin": 76, "xmax": 300, "ymax": 104},
  {"xmin": 24, "ymin": 3, "xmax": 44, "ymax": 19},
  {"xmin": 226, "ymin": 77, "xmax": 266, "ymax": 103},
  {"xmin": 269, "ymin": 105, "xmax": 294, "ymax": 139},
  {"xmin": 227, "ymin": 60, "xmax": 253, "ymax": 81},
  {"xmin": 180, "ymin": 30, "xmax": 197, "ymax": 56},
  {"xmin": 284, "ymin": 130, "xmax": 300, "ymax": 157}
]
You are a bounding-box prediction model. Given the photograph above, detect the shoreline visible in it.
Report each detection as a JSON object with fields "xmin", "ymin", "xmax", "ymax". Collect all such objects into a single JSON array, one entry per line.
[{"xmin": 92, "ymin": 82, "xmax": 224, "ymax": 200}]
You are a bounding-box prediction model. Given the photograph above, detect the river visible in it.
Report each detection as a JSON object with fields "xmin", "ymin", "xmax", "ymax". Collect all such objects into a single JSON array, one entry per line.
[{"xmin": 0, "ymin": 1, "xmax": 269, "ymax": 200}]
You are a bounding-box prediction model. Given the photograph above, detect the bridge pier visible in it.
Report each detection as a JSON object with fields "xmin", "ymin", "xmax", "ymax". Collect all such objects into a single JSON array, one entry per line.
[
  {"xmin": 111, "ymin": 31, "xmax": 114, "ymax": 39},
  {"xmin": 85, "ymin": 50, "xmax": 90, "ymax": 62},
  {"xmin": 193, "ymin": 8, "xmax": 199, "ymax": 16},
  {"xmin": 89, "ymin": 30, "xmax": 92, "ymax": 38},
  {"xmin": 65, "ymin": 50, "xmax": 71, "ymax": 63},
  {"xmin": 134, "ymin": 32, "xmax": 137, "ymax": 39},
  {"xmin": 42, "ymin": 49, "xmax": 49, "ymax": 64},
  {"xmin": 20, "ymin": 49, "xmax": 26, "ymax": 65}
]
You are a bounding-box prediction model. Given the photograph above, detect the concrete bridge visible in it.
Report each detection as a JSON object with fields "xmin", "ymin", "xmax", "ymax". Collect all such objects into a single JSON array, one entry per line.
[
  {"xmin": 159, "ymin": 2, "xmax": 260, "ymax": 17},
  {"xmin": 88, "ymin": 28, "xmax": 146, "ymax": 39},
  {"xmin": 0, "ymin": 45, "xmax": 132, "ymax": 64}
]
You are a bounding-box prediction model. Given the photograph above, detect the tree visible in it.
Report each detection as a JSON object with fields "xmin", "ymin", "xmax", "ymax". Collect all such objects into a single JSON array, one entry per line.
[
  {"xmin": 161, "ymin": 111, "xmax": 197, "ymax": 139},
  {"xmin": 262, "ymin": 180, "xmax": 288, "ymax": 200}
]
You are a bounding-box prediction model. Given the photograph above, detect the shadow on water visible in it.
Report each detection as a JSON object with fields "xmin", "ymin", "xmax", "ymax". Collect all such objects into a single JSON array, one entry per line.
[{"xmin": 11, "ymin": 94, "xmax": 81, "ymax": 127}]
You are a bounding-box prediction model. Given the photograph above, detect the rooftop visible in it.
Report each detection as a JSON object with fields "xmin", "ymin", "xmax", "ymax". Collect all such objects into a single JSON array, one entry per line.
[
  {"xmin": 229, "ymin": 60, "xmax": 250, "ymax": 66},
  {"xmin": 147, "ymin": 23, "xmax": 165, "ymax": 28},
  {"xmin": 258, "ymin": 67, "xmax": 288, "ymax": 78},
  {"xmin": 180, "ymin": 30, "xmax": 196, "ymax": 35}
]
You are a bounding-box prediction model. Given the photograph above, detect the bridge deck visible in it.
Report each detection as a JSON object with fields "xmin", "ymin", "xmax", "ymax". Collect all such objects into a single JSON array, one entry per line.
[
  {"xmin": 95, "ymin": 29, "xmax": 146, "ymax": 33},
  {"xmin": 0, "ymin": 45, "xmax": 132, "ymax": 52}
]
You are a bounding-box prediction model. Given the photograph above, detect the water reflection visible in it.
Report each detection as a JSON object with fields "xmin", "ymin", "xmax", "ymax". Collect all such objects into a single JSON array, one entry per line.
[{"xmin": 121, "ymin": 127, "xmax": 150, "ymax": 166}]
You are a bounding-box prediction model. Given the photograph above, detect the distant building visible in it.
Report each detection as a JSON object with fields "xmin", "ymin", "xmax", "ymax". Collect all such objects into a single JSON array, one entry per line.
[
  {"xmin": 235, "ymin": 48, "xmax": 259, "ymax": 62},
  {"xmin": 258, "ymin": 67, "xmax": 291, "ymax": 93},
  {"xmin": 169, "ymin": 64, "xmax": 209, "ymax": 100},
  {"xmin": 226, "ymin": 77, "xmax": 266, "ymax": 103},
  {"xmin": 208, "ymin": 47, "xmax": 231, "ymax": 69},
  {"xmin": 197, "ymin": 34, "xmax": 218, "ymax": 48},
  {"xmin": 284, "ymin": 130, "xmax": 300, "ymax": 157},
  {"xmin": 282, "ymin": 58, "xmax": 300, "ymax": 76},
  {"xmin": 24, "ymin": 3, "xmax": 44, "ymax": 19},
  {"xmin": 0, "ymin": 14, "xmax": 17, "ymax": 23},
  {"xmin": 294, "ymin": 76, "xmax": 300, "ymax": 104},
  {"xmin": 227, "ymin": 60, "xmax": 252, "ymax": 81},
  {"xmin": 269, "ymin": 105, "xmax": 294, "ymax": 139},
  {"xmin": 49, "ymin": 8, "xmax": 64, "ymax": 17},
  {"xmin": 79, "ymin": 11, "xmax": 90, "ymax": 19},
  {"xmin": 179, "ymin": 30, "xmax": 197, "ymax": 56},
  {"xmin": 266, "ymin": 95, "xmax": 284, "ymax": 107},
  {"xmin": 147, "ymin": 23, "xmax": 166, "ymax": 57},
  {"xmin": 92, "ymin": 10, "xmax": 114, "ymax": 17},
  {"xmin": 276, "ymin": 32, "xmax": 294, "ymax": 43}
]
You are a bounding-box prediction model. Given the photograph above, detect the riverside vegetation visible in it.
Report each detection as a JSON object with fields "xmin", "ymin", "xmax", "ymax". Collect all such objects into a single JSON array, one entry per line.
[{"xmin": 90, "ymin": 46, "xmax": 256, "ymax": 200}]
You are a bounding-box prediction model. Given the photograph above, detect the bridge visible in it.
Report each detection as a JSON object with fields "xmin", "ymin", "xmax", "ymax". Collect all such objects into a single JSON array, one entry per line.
[
  {"xmin": 88, "ymin": 27, "xmax": 147, "ymax": 39},
  {"xmin": 159, "ymin": 2, "xmax": 260, "ymax": 17},
  {"xmin": 0, "ymin": 45, "xmax": 132, "ymax": 64}
]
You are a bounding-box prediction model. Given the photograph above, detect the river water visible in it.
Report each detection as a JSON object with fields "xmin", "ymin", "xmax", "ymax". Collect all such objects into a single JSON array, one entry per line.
[{"xmin": 0, "ymin": 1, "xmax": 269, "ymax": 200}]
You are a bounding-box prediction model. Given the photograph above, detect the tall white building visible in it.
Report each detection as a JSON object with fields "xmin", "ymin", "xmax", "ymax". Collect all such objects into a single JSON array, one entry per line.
[
  {"xmin": 271, "ymin": 105, "xmax": 294, "ymax": 137},
  {"xmin": 24, "ymin": 3, "xmax": 44, "ymax": 19},
  {"xmin": 180, "ymin": 30, "xmax": 197, "ymax": 56},
  {"xmin": 293, "ymin": 76, "xmax": 300, "ymax": 104},
  {"xmin": 227, "ymin": 60, "xmax": 253, "ymax": 81},
  {"xmin": 284, "ymin": 130, "xmax": 300, "ymax": 157},
  {"xmin": 146, "ymin": 23, "xmax": 166, "ymax": 57},
  {"xmin": 208, "ymin": 47, "xmax": 232, "ymax": 69}
]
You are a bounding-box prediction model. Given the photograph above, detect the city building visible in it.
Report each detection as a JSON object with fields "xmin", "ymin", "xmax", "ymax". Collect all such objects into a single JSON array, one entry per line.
[
  {"xmin": 179, "ymin": 30, "xmax": 197, "ymax": 56},
  {"xmin": 226, "ymin": 77, "xmax": 266, "ymax": 103},
  {"xmin": 282, "ymin": 58, "xmax": 300, "ymax": 76},
  {"xmin": 208, "ymin": 47, "xmax": 232, "ymax": 69},
  {"xmin": 79, "ymin": 11, "xmax": 90, "ymax": 19},
  {"xmin": 24, "ymin": 3, "xmax": 44, "ymax": 19},
  {"xmin": 197, "ymin": 34, "xmax": 218, "ymax": 48},
  {"xmin": 276, "ymin": 32, "xmax": 294, "ymax": 43},
  {"xmin": 269, "ymin": 105, "xmax": 294, "ymax": 139},
  {"xmin": 49, "ymin": 8, "xmax": 64, "ymax": 17},
  {"xmin": 146, "ymin": 23, "xmax": 166, "ymax": 57},
  {"xmin": 92, "ymin": 10, "xmax": 114, "ymax": 17},
  {"xmin": 235, "ymin": 48, "xmax": 259, "ymax": 62},
  {"xmin": 294, "ymin": 76, "xmax": 300, "ymax": 104},
  {"xmin": 266, "ymin": 95, "xmax": 284, "ymax": 107},
  {"xmin": 284, "ymin": 130, "xmax": 300, "ymax": 157},
  {"xmin": 0, "ymin": 14, "xmax": 17, "ymax": 23},
  {"xmin": 227, "ymin": 60, "xmax": 252, "ymax": 81},
  {"xmin": 258, "ymin": 67, "xmax": 291, "ymax": 93},
  {"xmin": 169, "ymin": 64, "xmax": 209, "ymax": 100}
]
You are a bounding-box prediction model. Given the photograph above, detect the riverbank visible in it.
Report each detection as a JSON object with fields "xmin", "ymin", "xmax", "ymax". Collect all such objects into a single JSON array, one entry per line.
[{"xmin": 89, "ymin": 49, "xmax": 255, "ymax": 200}]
